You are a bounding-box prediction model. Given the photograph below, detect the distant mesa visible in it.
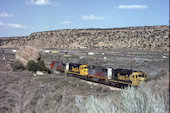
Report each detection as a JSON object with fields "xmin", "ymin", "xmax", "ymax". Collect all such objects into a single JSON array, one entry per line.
[{"xmin": 0, "ymin": 25, "xmax": 169, "ymax": 52}]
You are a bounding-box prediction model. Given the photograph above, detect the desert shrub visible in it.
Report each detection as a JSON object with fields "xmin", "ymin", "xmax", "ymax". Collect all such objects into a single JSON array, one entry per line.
[
  {"xmin": 75, "ymin": 84, "xmax": 167, "ymax": 113},
  {"xmin": 36, "ymin": 60, "xmax": 46, "ymax": 71},
  {"xmin": 75, "ymin": 96, "xmax": 118, "ymax": 113},
  {"xmin": 145, "ymin": 76, "xmax": 169, "ymax": 112},
  {"xmin": 119, "ymin": 85, "xmax": 166, "ymax": 113},
  {"xmin": 26, "ymin": 60, "xmax": 38, "ymax": 72},
  {"xmin": 26, "ymin": 60, "xmax": 51, "ymax": 73},
  {"xmin": 10, "ymin": 60, "xmax": 25, "ymax": 71}
]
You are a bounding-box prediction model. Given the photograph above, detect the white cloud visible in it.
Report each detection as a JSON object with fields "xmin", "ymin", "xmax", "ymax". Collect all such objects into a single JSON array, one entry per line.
[
  {"xmin": 59, "ymin": 21, "xmax": 71, "ymax": 24},
  {"xmin": 0, "ymin": 12, "xmax": 14, "ymax": 17},
  {"xmin": 117, "ymin": 5, "xmax": 148, "ymax": 9},
  {"xmin": 7, "ymin": 24, "xmax": 26, "ymax": 28},
  {"xmin": 82, "ymin": 14, "xmax": 105, "ymax": 20},
  {"xmin": 0, "ymin": 21, "xmax": 26, "ymax": 28},
  {"xmin": 26, "ymin": 0, "xmax": 59, "ymax": 6}
]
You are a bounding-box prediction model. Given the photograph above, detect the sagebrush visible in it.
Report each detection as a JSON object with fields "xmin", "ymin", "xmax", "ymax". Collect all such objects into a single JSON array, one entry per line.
[
  {"xmin": 76, "ymin": 83, "xmax": 167, "ymax": 113},
  {"xmin": 26, "ymin": 60, "xmax": 48, "ymax": 72},
  {"xmin": 10, "ymin": 60, "xmax": 25, "ymax": 71}
]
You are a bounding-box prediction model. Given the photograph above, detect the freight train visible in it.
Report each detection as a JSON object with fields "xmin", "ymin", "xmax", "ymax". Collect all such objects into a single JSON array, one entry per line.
[{"xmin": 51, "ymin": 61, "xmax": 147, "ymax": 87}]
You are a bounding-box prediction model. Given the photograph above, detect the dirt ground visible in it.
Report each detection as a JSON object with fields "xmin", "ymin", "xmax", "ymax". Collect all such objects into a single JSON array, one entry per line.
[{"xmin": 0, "ymin": 48, "xmax": 169, "ymax": 113}]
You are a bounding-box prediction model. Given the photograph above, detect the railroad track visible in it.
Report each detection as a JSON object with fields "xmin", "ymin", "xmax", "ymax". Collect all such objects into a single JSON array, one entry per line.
[{"xmin": 80, "ymin": 79, "xmax": 121, "ymax": 91}]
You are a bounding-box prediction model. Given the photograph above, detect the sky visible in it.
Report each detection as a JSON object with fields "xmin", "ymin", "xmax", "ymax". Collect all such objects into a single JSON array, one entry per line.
[{"xmin": 0, "ymin": 0, "xmax": 169, "ymax": 37}]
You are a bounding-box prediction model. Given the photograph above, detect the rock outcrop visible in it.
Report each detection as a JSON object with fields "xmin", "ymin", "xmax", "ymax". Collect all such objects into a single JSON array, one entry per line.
[
  {"xmin": 0, "ymin": 25, "xmax": 169, "ymax": 52},
  {"xmin": 15, "ymin": 46, "xmax": 40, "ymax": 66}
]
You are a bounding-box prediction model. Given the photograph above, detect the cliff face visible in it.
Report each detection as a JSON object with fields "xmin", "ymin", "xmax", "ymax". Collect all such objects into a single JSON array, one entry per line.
[{"xmin": 0, "ymin": 25, "xmax": 169, "ymax": 52}]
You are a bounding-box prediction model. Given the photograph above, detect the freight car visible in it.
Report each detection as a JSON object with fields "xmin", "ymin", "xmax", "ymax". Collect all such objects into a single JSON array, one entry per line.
[{"xmin": 51, "ymin": 61, "xmax": 147, "ymax": 87}]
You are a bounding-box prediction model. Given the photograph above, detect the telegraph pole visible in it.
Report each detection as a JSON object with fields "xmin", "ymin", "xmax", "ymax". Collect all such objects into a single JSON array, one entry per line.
[
  {"xmin": 2, "ymin": 49, "xmax": 6, "ymax": 60},
  {"xmin": 130, "ymin": 41, "xmax": 132, "ymax": 70},
  {"xmin": 129, "ymin": 31, "xmax": 133, "ymax": 70}
]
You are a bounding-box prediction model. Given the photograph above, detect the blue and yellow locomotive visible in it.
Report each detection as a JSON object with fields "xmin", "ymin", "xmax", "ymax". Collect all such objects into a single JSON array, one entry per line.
[{"xmin": 51, "ymin": 61, "xmax": 147, "ymax": 87}]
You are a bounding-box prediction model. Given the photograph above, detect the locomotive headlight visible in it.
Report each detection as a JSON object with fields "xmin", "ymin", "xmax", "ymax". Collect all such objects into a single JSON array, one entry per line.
[
  {"xmin": 140, "ymin": 77, "xmax": 145, "ymax": 81},
  {"xmin": 138, "ymin": 72, "xmax": 147, "ymax": 81}
]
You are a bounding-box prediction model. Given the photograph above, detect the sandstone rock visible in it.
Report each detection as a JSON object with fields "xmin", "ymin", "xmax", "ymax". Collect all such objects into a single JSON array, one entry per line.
[
  {"xmin": 15, "ymin": 46, "xmax": 40, "ymax": 66},
  {"xmin": 36, "ymin": 71, "xmax": 44, "ymax": 76},
  {"xmin": 20, "ymin": 46, "xmax": 40, "ymax": 60}
]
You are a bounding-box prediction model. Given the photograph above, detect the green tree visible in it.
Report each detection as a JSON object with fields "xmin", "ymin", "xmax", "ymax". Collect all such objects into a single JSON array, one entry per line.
[
  {"xmin": 26, "ymin": 60, "xmax": 37, "ymax": 72},
  {"xmin": 37, "ymin": 60, "xmax": 46, "ymax": 71}
]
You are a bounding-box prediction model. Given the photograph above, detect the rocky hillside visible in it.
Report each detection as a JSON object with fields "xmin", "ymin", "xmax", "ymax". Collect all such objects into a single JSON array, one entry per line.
[{"xmin": 0, "ymin": 25, "xmax": 169, "ymax": 52}]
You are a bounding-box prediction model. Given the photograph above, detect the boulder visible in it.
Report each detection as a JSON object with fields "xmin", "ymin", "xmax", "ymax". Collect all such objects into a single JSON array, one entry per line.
[
  {"xmin": 15, "ymin": 46, "xmax": 40, "ymax": 66},
  {"xmin": 36, "ymin": 71, "xmax": 44, "ymax": 76},
  {"xmin": 20, "ymin": 46, "xmax": 40, "ymax": 60}
]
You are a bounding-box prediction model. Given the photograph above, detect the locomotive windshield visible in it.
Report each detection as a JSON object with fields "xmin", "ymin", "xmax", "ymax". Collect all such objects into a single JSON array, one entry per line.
[{"xmin": 138, "ymin": 74, "xmax": 144, "ymax": 77}]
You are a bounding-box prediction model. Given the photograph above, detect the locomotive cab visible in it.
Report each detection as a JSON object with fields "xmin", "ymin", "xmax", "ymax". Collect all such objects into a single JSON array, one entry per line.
[
  {"xmin": 130, "ymin": 72, "xmax": 147, "ymax": 86},
  {"xmin": 138, "ymin": 73, "xmax": 147, "ymax": 81},
  {"xmin": 79, "ymin": 65, "xmax": 88, "ymax": 76}
]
